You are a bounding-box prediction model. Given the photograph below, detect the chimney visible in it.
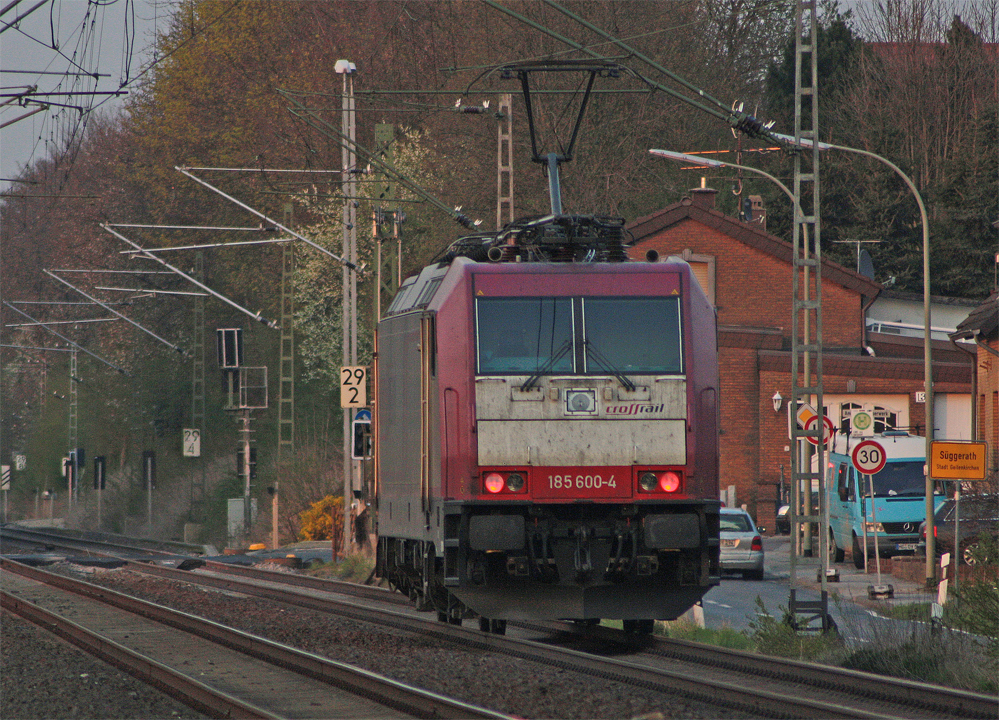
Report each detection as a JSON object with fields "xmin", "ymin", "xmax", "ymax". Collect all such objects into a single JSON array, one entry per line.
[{"xmin": 689, "ymin": 177, "xmax": 718, "ymax": 210}]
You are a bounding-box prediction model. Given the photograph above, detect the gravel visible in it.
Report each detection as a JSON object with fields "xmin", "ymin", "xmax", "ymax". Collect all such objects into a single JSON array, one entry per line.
[
  {"xmin": 4, "ymin": 563, "xmax": 757, "ymax": 719},
  {"xmin": 1, "ymin": 610, "xmax": 203, "ymax": 720}
]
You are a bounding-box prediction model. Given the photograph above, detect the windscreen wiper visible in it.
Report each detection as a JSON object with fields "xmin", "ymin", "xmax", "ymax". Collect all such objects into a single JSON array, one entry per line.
[
  {"xmin": 521, "ymin": 339, "xmax": 573, "ymax": 391},
  {"xmin": 584, "ymin": 340, "xmax": 636, "ymax": 392}
]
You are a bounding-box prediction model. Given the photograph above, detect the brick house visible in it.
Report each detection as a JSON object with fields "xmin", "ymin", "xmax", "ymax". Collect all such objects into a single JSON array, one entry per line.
[
  {"xmin": 951, "ymin": 291, "xmax": 999, "ymax": 482},
  {"xmin": 625, "ymin": 187, "xmax": 974, "ymax": 532}
]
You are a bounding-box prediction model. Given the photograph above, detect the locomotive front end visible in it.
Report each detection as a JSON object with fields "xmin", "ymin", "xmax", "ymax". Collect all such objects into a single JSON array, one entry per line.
[
  {"xmin": 375, "ymin": 245, "xmax": 720, "ymax": 631},
  {"xmin": 444, "ymin": 261, "xmax": 720, "ymax": 624}
]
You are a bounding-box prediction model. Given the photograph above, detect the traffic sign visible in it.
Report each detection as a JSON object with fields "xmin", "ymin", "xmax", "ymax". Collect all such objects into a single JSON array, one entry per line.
[
  {"xmin": 930, "ymin": 440, "xmax": 987, "ymax": 480},
  {"xmin": 804, "ymin": 415, "xmax": 835, "ymax": 446},
  {"xmin": 340, "ymin": 366, "xmax": 367, "ymax": 407},
  {"xmin": 183, "ymin": 428, "xmax": 201, "ymax": 457},
  {"xmin": 791, "ymin": 402, "xmax": 834, "ymax": 445},
  {"xmin": 852, "ymin": 439, "xmax": 887, "ymax": 475}
]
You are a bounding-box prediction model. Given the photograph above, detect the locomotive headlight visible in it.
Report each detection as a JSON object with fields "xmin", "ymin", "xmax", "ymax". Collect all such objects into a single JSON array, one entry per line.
[
  {"xmin": 484, "ymin": 472, "xmax": 505, "ymax": 494},
  {"xmin": 506, "ymin": 472, "xmax": 525, "ymax": 492},
  {"xmin": 565, "ymin": 389, "xmax": 597, "ymax": 415},
  {"xmin": 639, "ymin": 472, "xmax": 658, "ymax": 492}
]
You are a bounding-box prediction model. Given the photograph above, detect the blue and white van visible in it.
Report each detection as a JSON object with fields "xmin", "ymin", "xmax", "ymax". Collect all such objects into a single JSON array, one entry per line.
[{"xmin": 824, "ymin": 431, "xmax": 943, "ymax": 568}]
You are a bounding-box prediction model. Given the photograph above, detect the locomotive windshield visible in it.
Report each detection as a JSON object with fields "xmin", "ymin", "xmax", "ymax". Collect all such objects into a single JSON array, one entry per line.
[{"xmin": 476, "ymin": 296, "xmax": 682, "ymax": 375}]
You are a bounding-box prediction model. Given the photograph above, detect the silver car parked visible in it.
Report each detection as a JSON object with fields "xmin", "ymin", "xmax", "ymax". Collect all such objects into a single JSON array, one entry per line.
[{"xmin": 719, "ymin": 507, "xmax": 764, "ymax": 579}]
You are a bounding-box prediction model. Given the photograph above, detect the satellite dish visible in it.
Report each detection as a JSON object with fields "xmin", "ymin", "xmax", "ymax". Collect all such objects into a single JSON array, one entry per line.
[{"xmin": 858, "ymin": 248, "xmax": 875, "ymax": 279}]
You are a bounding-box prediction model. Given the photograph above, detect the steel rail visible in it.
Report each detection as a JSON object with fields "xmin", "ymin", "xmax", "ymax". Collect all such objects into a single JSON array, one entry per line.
[
  {"xmin": 202, "ymin": 558, "xmax": 408, "ymax": 606},
  {"xmin": 0, "ymin": 559, "xmax": 511, "ymax": 720},
  {"xmin": 0, "ymin": 526, "xmax": 209, "ymax": 558},
  {"xmin": 122, "ymin": 561, "xmax": 943, "ymax": 719},
  {"xmin": 8, "ymin": 530, "xmax": 993, "ymax": 719},
  {"xmin": 202, "ymin": 561, "xmax": 999, "ymax": 720},
  {"xmin": 0, "ymin": 590, "xmax": 281, "ymax": 720}
]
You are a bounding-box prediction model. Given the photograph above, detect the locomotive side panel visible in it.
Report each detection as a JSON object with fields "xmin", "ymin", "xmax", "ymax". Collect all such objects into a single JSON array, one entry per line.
[
  {"xmin": 432, "ymin": 268, "xmax": 478, "ymax": 502},
  {"xmin": 376, "ymin": 313, "xmax": 433, "ymax": 541},
  {"xmin": 682, "ymin": 266, "xmax": 720, "ymax": 503}
]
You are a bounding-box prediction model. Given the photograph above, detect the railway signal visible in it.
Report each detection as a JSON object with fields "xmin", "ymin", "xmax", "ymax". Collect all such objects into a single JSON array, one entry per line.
[
  {"xmin": 351, "ymin": 410, "xmax": 372, "ymax": 460},
  {"xmin": 93, "ymin": 456, "xmax": 106, "ymax": 490}
]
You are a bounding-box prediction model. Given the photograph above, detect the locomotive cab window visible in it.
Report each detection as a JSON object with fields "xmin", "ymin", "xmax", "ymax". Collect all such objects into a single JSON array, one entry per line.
[
  {"xmin": 476, "ymin": 296, "xmax": 682, "ymax": 375},
  {"xmin": 582, "ymin": 297, "xmax": 681, "ymax": 374},
  {"xmin": 476, "ymin": 297, "xmax": 573, "ymax": 374}
]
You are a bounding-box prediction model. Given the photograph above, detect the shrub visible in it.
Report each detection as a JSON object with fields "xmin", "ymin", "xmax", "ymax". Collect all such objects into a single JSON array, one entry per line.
[{"xmin": 298, "ymin": 495, "xmax": 344, "ymax": 543}]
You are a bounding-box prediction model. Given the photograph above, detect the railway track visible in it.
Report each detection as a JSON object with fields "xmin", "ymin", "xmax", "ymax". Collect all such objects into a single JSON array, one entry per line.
[
  {"xmin": 5, "ymin": 527, "xmax": 996, "ymax": 719},
  {"xmin": 55, "ymin": 554, "xmax": 999, "ymax": 719},
  {"xmin": 0, "ymin": 525, "xmax": 211, "ymax": 559},
  {"xmin": 0, "ymin": 558, "xmax": 510, "ymax": 720}
]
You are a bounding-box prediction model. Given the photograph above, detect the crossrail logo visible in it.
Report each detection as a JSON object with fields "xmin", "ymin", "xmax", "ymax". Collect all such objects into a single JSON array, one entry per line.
[{"xmin": 606, "ymin": 403, "xmax": 666, "ymax": 415}]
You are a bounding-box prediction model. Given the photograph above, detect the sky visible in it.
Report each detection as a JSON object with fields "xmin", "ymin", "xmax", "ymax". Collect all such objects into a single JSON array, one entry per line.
[{"xmin": 0, "ymin": 0, "xmax": 173, "ymax": 189}]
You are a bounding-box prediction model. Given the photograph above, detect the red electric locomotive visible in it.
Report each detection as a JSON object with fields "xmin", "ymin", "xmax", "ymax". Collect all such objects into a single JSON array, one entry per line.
[{"xmin": 374, "ymin": 214, "xmax": 720, "ymax": 634}]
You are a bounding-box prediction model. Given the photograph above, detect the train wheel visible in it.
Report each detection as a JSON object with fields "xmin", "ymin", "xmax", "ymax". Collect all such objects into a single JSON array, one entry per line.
[
  {"xmin": 478, "ymin": 617, "xmax": 490, "ymax": 632},
  {"xmin": 437, "ymin": 611, "xmax": 448, "ymax": 623}
]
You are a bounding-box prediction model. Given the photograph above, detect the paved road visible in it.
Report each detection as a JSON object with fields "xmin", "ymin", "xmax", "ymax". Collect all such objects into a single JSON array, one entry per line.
[{"xmin": 695, "ymin": 536, "xmax": 938, "ymax": 640}]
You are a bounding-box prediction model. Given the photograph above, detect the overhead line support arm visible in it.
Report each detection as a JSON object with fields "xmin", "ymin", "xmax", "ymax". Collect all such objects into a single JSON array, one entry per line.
[{"xmin": 101, "ymin": 224, "xmax": 281, "ymax": 330}]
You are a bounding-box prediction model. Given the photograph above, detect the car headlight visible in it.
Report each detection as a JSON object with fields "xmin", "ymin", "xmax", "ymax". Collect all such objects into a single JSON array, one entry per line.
[{"xmin": 863, "ymin": 522, "xmax": 884, "ymax": 533}]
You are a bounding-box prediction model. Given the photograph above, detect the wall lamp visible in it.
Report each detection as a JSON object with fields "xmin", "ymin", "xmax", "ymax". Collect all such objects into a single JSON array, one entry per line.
[{"xmin": 772, "ymin": 391, "xmax": 783, "ymax": 413}]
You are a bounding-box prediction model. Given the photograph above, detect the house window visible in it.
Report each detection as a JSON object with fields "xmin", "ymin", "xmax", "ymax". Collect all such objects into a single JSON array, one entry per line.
[{"xmin": 679, "ymin": 249, "xmax": 715, "ymax": 305}]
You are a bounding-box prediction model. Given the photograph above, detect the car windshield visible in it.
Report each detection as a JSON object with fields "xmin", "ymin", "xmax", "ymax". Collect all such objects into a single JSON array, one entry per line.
[
  {"xmin": 937, "ymin": 495, "xmax": 999, "ymax": 522},
  {"xmin": 864, "ymin": 460, "xmax": 925, "ymax": 497},
  {"xmin": 720, "ymin": 514, "xmax": 753, "ymax": 532}
]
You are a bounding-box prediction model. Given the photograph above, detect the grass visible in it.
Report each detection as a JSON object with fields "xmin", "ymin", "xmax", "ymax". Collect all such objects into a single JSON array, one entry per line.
[
  {"xmin": 657, "ymin": 619, "xmax": 754, "ymax": 651},
  {"xmin": 305, "ymin": 552, "xmax": 376, "ymax": 583}
]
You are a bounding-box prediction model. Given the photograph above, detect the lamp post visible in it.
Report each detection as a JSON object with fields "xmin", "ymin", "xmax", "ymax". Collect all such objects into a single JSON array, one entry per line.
[
  {"xmin": 650, "ymin": 148, "xmax": 832, "ymax": 600},
  {"xmin": 772, "ymin": 134, "xmax": 936, "ymax": 586}
]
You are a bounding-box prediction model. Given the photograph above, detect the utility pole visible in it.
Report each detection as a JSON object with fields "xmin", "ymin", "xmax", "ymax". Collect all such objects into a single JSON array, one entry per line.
[
  {"xmin": 496, "ymin": 93, "xmax": 514, "ymax": 229},
  {"xmin": 337, "ymin": 59, "xmax": 358, "ymax": 559},
  {"xmin": 190, "ymin": 251, "xmax": 206, "ymax": 530},
  {"xmin": 275, "ymin": 205, "xmax": 296, "ymax": 550},
  {"xmin": 68, "ymin": 349, "xmax": 78, "ymax": 511},
  {"xmin": 788, "ymin": 0, "xmax": 832, "ymax": 631}
]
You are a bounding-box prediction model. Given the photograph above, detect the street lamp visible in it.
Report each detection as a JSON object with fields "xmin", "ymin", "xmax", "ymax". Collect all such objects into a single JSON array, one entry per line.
[
  {"xmin": 772, "ymin": 133, "xmax": 936, "ymax": 586},
  {"xmin": 650, "ymin": 147, "xmax": 832, "ymax": 601},
  {"xmin": 650, "ymin": 148, "xmax": 798, "ymax": 211}
]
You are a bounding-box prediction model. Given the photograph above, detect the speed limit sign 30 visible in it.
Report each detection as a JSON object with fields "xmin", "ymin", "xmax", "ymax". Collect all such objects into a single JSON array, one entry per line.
[{"xmin": 852, "ymin": 439, "xmax": 887, "ymax": 475}]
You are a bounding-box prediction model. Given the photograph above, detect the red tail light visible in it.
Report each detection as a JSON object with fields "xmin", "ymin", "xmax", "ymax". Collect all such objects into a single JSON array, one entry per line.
[
  {"xmin": 482, "ymin": 470, "xmax": 527, "ymax": 495},
  {"xmin": 751, "ymin": 536, "xmax": 763, "ymax": 552},
  {"xmin": 636, "ymin": 469, "xmax": 684, "ymax": 494}
]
